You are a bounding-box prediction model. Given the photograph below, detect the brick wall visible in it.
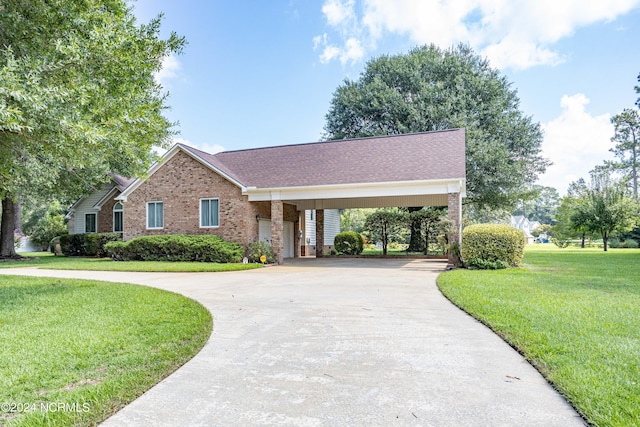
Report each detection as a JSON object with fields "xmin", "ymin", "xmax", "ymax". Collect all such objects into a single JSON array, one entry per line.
[
  {"xmin": 447, "ymin": 192, "xmax": 462, "ymax": 265},
  {"xmin": 124, "ymin": 150, "xmax": 253, "ymax": 243},
  {"xmin": 98, "ymin": 197, "xmax": 117, "ymax": 234},
  {"xmin": 123, "ymin": 149, "xmax": 299, "ymax": 247}
]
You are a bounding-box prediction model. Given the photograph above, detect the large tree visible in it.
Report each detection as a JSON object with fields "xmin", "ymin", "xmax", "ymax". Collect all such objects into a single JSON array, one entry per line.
[
  {"xmin": 609, "ymin": 108, "xmax": 640, "ymax": 202},
  {"xmin": 514, "ymin": 185, "xmax": 560, "ymax": 224},
  {"xmin": 324, "ymin": 44, "xmax": 548, "ymax": 249},
  {"xmin": 0, "ymin": 0, "xmax": 184, "ymax": 256}
]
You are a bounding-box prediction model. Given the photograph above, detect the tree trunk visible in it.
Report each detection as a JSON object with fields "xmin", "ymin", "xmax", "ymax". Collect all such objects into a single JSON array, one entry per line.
[
  {"xmin": 424, "ymin": 232, "xmax": 429, "ymax": 256},
  {"xmin": 406, "ymin": 207, "xmax": 424, "ymax": 252},
  {"xmin": 1, "ymin": 196, "xmax": 18, "ymax": 257},
  {"xmin": 581, "ymin": 233, "xmax": 585, "ymax": 249},
  {"xmin": 14, "ymin": 195, "xmax": 21, "ymax": 234},
  {"xmin": 602, "ymin": 232, "xmax": 608, "ymax": 252},
  {"xmin": 382, "ymin": 223, "xmax": 388, "ymax": 256}
]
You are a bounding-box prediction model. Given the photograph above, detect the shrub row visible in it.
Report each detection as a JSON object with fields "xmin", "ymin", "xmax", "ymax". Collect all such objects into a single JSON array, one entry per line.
[
  {"xmin": 104, "ymin": 234, "xmax": 243, "ymax": 263},
  {"xmin": 609, "ymin": 239, "xmax": 640, "ymax": 248},
  {"xmin": 461, "ymin": 224, "xmax": 525, "ymax": 269},
  {"xmin": 334, "ymin": 231, "xmax": 364, "ymax": 255},
  {"xmin": 59, "ymin": 233, "xmax": 122, "ymax": 257}
]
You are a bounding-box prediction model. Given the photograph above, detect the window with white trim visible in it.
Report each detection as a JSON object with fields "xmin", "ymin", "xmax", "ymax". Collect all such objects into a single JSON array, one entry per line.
[
  {"xmin": 200, "ymin": 198, "xmax": 219, "ymax": 228},
  {"xmin": 113, "ymin": 202, "xmax": 123, "ymax": 233},
  {"xmin": 147, "ymin": 201, "xmax": 164, "ymax": 229},
  {"xmin": 85, "ymin": 213, "xmax": 97, "ymax": 233}
]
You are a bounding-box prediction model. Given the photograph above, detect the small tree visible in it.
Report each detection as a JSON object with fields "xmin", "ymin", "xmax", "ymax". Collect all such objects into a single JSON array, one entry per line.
[
  {"xmin": 411, "ymin": 208, "xmax": 447, "ymax": 255},
  {"xmin": 531, "ymin": 224, "xmax": 552, "ymax": 239},
  {"xmin": 364, "ymin": 209, "xmax": 406, "ymax": 255},
  {"xmin": 576, "ymin": 171, "xmax": 635, "ymax": 251},
  {"xmin": 28, "ymin": 202, "xmax": 68, "ymax": 250}
]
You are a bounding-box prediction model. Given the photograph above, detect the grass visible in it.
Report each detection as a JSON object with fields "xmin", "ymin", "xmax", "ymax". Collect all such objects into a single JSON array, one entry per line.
[
  {"xmin": 0, "ymin": 252, "xmax": 262, "ymax": 272},
  {"xmin": 0, "ymin": 275, "xmax": 212, "ymax": 426},
  {"xmin": 437, "ymin": 244, "xmax": 640, "ymax": 427}
]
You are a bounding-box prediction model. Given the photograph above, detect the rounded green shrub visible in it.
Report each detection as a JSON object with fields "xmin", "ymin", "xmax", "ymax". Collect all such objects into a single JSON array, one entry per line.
[
  {"xmin": 622, "ymin": 239, "xmax": 639, "ymax": 248},
  {"xmin": 334, "ymin": 231, "xmax": 364, "ymax": 255},
  {"xmin": 461, "ymin": 224, "xmax": 525, "ymax": 268}
]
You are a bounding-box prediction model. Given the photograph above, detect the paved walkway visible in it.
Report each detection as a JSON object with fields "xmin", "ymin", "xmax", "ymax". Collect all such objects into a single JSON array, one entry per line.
[{"xmin": 0, "ymin": 259, "xmax": 584, "ymax": 426}]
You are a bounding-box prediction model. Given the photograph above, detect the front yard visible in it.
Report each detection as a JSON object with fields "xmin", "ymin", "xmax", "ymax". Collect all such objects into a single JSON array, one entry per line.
[
  {"xmin": 0, "ymin": 252, "xmax": 262, "ymax": 272},
  {"xmin": 438, "ymin": 245, "xmax": 640, "ymax": 427},
  {"xmin": 0, "ymin": 275, "xmax": 212, "ymax": 426}
]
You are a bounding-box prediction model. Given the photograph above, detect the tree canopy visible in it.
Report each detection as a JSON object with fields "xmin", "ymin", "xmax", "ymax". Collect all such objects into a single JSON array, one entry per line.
[
  {"xmin": 573, "ymin": 171, "xmax": 635, "ymax": 251},
  {"xmin": 0, "ymin": 0, "xmax": 184, "ymax": 256},
  {"xmin": 609, "ymin": 108, "xmax": 640, "ymax": 202},
  {"xmin": 513, "ymin": 185, "xmax": 560, "ymax": 225},
  {"xmin": 324, "ymin": 44, "xmax": 549, "ymax": 209}
]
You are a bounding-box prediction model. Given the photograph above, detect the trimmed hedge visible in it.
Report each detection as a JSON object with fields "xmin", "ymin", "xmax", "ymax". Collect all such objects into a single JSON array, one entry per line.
[
  {"xmin": 461, "ymin": 224, "xmax": 525, "ymax": 269},
  {"xmin": 59, "ymin": 233, "xmax": 122, "ymax": 257},
  {"xmin": 334, "ymin": 231, "xmax": 364, "ymax": 255},
  {"xmin": 104, "ymin": 234, "xmax": 243, "ymax": 263}
]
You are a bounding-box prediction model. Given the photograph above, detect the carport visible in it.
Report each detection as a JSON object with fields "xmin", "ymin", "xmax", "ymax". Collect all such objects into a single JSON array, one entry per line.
[{"xmin": 233, "ymin": 129, "xmax": 466, "ymax": 264}]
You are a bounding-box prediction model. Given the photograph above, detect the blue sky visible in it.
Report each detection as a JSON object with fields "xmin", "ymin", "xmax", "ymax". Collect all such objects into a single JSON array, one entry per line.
[{"xmin": 133, "ymin": 0, "xmax": 640, "ymax": 195}]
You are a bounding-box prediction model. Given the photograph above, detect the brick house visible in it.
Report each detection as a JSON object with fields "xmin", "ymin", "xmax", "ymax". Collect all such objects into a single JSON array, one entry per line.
[{"xmin": 69, "ymin": 129, "xmax": 466, "ymax": 264}]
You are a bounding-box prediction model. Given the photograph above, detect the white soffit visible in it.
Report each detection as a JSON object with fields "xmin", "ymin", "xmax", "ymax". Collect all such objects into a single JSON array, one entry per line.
[{"xmin": 246, "ymin": 179, "xmax": 465, "ymax": 203}]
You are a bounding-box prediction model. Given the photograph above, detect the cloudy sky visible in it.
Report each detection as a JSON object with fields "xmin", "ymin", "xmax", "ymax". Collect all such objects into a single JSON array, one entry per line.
[{"xmin": 134, "ymin": 0, "xmax": 640, "ymax": 195}]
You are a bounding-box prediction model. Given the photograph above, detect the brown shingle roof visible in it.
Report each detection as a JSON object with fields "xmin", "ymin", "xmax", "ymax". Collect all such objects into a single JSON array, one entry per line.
[
  {"xmin": 111, "ymin": 174, "xmax": 136, "ymax": 192},
  {"xmin": 180, "ymin": 129, "xmax": 465, "ymax": 189}
]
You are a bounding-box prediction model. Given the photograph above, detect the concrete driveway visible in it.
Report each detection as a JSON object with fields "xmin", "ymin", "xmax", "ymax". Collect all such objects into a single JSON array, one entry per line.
[{"xmin": 0, "ymin": 259, "xmax": 584, "ymax": 426}]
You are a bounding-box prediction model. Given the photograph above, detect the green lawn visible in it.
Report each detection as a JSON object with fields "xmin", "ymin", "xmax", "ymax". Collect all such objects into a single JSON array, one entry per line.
[
  {"xmin": 437, "ymin": 245, "xmax": 640, "ymax": 427},
  {"xmin": 0, "ymin": 252, "xmax": 262, "ymax": 272},
  {"xmin": 0, "ymin": 275, "xmax": 212, "ymax": 426}
]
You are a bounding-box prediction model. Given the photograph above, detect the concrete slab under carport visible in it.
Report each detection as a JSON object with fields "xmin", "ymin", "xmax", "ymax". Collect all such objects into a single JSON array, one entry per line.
[{"xmin": 0, "ymin": 259, "xmax": 584, "ymax": 426}]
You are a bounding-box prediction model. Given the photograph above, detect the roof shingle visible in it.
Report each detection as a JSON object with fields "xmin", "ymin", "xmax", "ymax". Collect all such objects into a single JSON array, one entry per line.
[{"xmin": 180, "ymin": 129, "xmax": 465, "ymax": 189}]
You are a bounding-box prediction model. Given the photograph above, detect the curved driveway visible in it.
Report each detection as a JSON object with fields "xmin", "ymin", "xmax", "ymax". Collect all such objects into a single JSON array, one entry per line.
[{"xmin": 0, "ymin": 259, "xmax": 584, "ymax": 426}]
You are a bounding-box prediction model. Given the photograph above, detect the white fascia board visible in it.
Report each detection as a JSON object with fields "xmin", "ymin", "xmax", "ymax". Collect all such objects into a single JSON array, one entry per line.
[
  {"xmin": 245, "ymin": 178, "xmax": 466, "ymax": 201},
  {"xmin": 117, "ymin": 144, "xmax": 246, "ymax": 202}
]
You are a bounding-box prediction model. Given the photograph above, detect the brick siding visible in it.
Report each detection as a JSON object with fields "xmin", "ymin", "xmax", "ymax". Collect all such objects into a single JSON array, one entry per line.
[{"xmin": 123, "ymin": 149, "xmax": 298, "ymax": 248}]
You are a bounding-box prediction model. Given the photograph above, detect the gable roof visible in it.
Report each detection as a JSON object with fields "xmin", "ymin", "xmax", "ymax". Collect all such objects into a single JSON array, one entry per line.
[
  {"xmin": 119, "ymin": 129, "xmax": 466, "ymax": 202},
  {"xmin": 181, "ymin": 129, "xmax": 465, "ymax": 189}
]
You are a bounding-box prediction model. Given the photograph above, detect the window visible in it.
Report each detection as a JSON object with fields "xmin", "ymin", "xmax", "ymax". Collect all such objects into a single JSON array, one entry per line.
[
  {"xmin": 113, "ymin": 202, "xmax": 123, "ymax": 233},
  {"xmin": 147, "ymin": 201, "xmax": 164, "ymax": 229},
  {"xmin": 85, "ymin": 213, "xmax": 97, "ymax": 233},
  {"xmin": 200, "ymin": 198, "xmax": 219, "ymax": 228}
]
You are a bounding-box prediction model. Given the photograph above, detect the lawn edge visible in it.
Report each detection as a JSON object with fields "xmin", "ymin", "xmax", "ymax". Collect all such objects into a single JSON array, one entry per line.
[{"xmin": 435, "ymin": 271, "xmax": 591, "ymax": 426}]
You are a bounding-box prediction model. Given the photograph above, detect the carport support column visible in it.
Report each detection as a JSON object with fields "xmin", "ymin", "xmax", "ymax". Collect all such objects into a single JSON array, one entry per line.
[
  {"xmin": 315, "ymin": 209, "xmax": 324, "ymax": 258},
  {"xmin": 447, "ymin": 192, "xmax": 462, "ymax": 266},
  {"xmin": 271, "ymin": 199, "xmax": 284, "ymax": 265}
]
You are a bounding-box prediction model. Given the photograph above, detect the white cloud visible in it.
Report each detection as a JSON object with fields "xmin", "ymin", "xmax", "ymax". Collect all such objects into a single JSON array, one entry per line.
[
  {"xmin": 154, "ymin": 54, "xmax": 182, "ymax": 86},
  {"xmin": 537, "ymin": 94, "xmax": 614, "ymax": 194},
  {"xmin": 173, "ymin": 137, "xmax": 225, "ymax": 155},
  {"xmin": 315, "ymin": 0, "xmax": 640, "ymax": 69},
  {"xmin": 314, "ymin": 1, "xmax": 366, "ymax": 65},
  {"xmin": 322, "ymin": 0, "xmax": 356, "ymax": 26}
]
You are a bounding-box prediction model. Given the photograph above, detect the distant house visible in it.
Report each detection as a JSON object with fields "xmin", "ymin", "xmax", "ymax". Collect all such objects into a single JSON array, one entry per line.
[
  {"xmin": 68, "ymin": 130, "xmax": 467, "ymax": 263},
  {"xmin": 510, "ymin": 215, "xmax": 541, "ymax": 244}
]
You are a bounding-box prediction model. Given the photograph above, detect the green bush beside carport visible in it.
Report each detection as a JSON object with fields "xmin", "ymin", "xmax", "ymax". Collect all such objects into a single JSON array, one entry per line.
[{"xmin": 461, "ymin": 224, "xmax": 525, "ymax": 269}]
